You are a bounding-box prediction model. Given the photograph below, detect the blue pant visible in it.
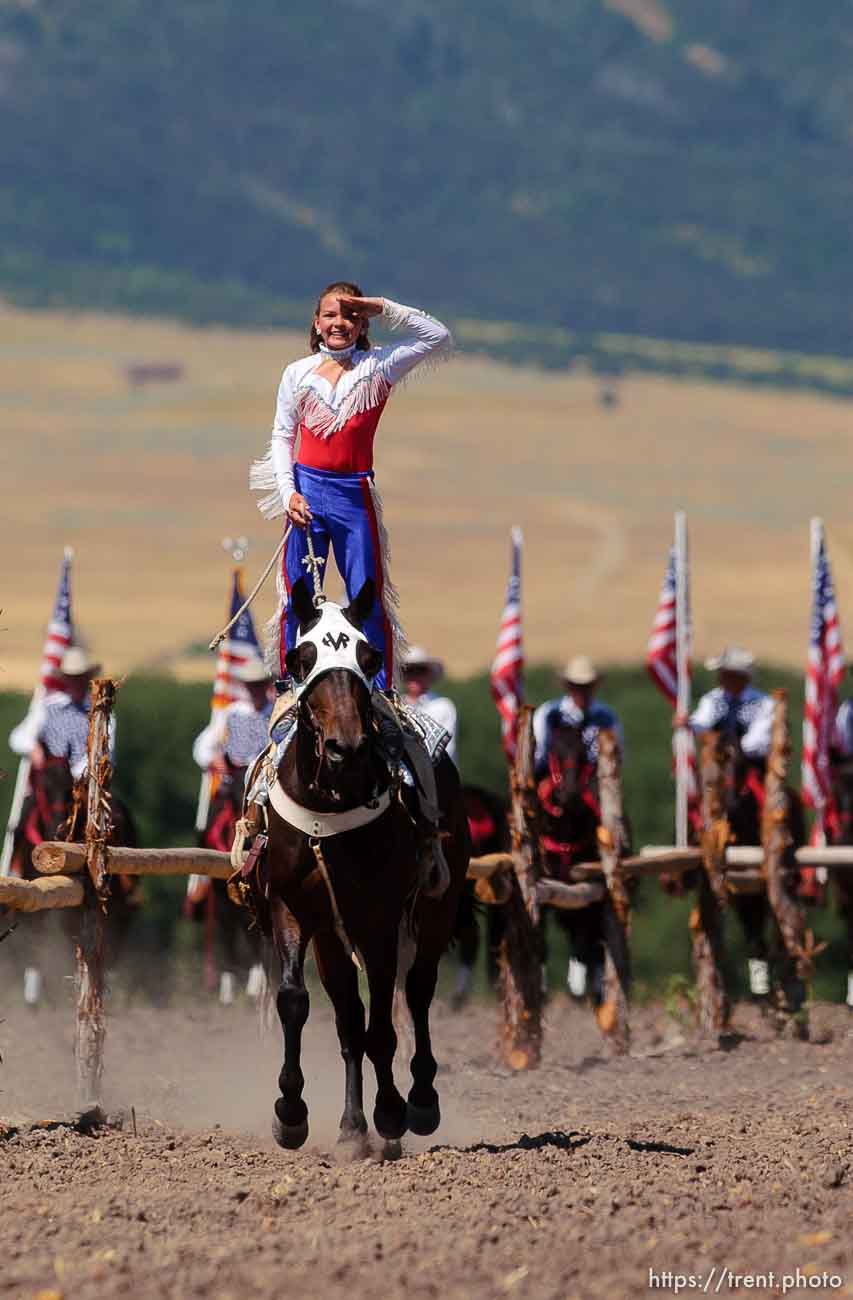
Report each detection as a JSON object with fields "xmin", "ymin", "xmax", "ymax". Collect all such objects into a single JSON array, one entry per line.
[{"xmin": 282, "ymin": 465, "xmax": 395, "ymax": 689}]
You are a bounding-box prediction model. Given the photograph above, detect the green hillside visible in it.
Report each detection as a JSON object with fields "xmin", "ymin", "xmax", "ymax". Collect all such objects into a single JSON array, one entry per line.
[{"xmin": 3, "ymin": 1, "xmax": 853, "ymax": 362}]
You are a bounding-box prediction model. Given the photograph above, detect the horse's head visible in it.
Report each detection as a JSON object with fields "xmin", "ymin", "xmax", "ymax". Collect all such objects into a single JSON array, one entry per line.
[
  {"xmin": 285, "ymin": 578, "xmax": 384, "ymax": 804},
  {"xmin": 34, "ymin": 758, "xmax": 78, "ymax": 840},
  {"xmin": 546, "ymin": 722, "xmax": 593, "ymax": 812},
  {"xmin": 831, "ymin": 758, "xmax": 853, "ymax": 844}
]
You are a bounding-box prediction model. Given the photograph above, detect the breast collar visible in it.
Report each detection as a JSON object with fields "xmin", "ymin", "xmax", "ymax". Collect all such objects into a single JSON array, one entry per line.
[{"xmin": 268, "ymin": 779, "xmax": 391, "ymax": 838}]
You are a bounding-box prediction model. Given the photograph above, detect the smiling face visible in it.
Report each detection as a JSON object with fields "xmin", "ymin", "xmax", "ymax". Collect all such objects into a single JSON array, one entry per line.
[{"xmin": 314, "ymin": 293, "xmax": 366, "ymax": 352}]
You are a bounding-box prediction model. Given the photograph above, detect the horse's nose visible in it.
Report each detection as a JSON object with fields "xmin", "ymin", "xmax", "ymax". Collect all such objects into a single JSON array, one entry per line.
[
  {"xmin": 325, "ymin": 735, "xmax": 368, "ymax": 766},
  {"xmin": 324, "ymin": 739, "xmax": 346, "ymax": 767}
]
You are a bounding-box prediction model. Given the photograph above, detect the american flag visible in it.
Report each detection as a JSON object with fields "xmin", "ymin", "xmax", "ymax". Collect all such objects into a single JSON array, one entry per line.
[
  {"xmin": 646, "ymin": 542, "xmax": 699, "ymax": 820},
  {"xmin": 211, "ymin": 568, "xmax": 262, "ymax": 711},
  {"xmin": 491, "ymin": 527, "xmax": 523, "ymax": 762},
  {"xmin": 802, "ymin": 526, "xmax": 844, "ymax": 818},
  {"xmin": 646, "ymin": 547, "xmax": 680, "ymax": 704},
  {"xmin": 39, "ymin": 548, "xmax": 75, "ymax": 694}
]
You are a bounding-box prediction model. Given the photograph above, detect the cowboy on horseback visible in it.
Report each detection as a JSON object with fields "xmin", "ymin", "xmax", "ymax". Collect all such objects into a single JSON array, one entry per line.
[
  {"xmin": 193, "ymin": 658, "xmax": 274, "ymax": 782},
  {"xmin": 190, "ymin": 657, "xmax": 272, "ymax": 1001},
  {"xmin": 401, "ymin": 645, "xmax": 458, "ymax": 763},
  {"xmin": 678, "ymin": 646, "xmax": 805, "ymax": 1003},
  {"xmin": 533, "ymin": 655, "xmax": 626, "ymax": 1002},
  {"xmin": 252, "ymin": 282, "xmax": 453, "ymax": 894},
  {"xmin": 533, "ymin": 655, "xmax": 623, "ymax": 777},
  {"xmin": 9, "ymin": 645, "xmax": 115, "ymax": 780},
  {"xmin": 675, "ymin": 645, "xmax": 773, "ymax": 758}
]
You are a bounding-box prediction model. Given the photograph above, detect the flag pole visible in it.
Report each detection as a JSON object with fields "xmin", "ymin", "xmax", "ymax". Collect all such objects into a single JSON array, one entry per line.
[
  {"xmin": 810, "ymin": 515, "xmax": 826, "ymax": 847},
  {"xmin": 0, "ymin": 759, "xmax": 31, "ymax": 876},
  {"xmin": 195, "ymin": 538, "xmax": 250, "ymax": 832},
  {"xmin": 674, "ymin": 510, "xmax": 691, "ymax": 847}
]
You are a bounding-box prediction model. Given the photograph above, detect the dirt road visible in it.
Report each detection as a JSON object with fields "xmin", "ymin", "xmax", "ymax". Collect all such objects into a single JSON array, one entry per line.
[{"xmin": 1, "ymin": 996, "xmax": 851, "ymax": 1299}]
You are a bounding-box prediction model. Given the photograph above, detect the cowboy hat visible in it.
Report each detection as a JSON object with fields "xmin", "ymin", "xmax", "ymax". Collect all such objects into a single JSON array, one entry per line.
[
  {"xmin": 236, "ymin": 658, "xmax": 272, "ymax": 685},
  {"xmin": 402, "ymin": 645, "xmax": 445, "ymax": 680},
  {"xmin": 60, "ymin": 646, "xmax": 102, "ymax": 677},
  {"xmin": 562, "ymin": 655, "xmax": 599, "ymax": 687},
  {"xmin": 704, "ymin": 646, "xmax": 755, "ymax": 675}
]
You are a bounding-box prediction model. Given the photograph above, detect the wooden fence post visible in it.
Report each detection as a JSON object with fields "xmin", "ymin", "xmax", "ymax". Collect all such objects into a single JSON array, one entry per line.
[
  {"xmin": 497, "ymin": 706, "xmax": 544, "ymax": 1071},
  {"xmin": 692, "ymin": 730, "xmax": 730, "ymax": 1041},
  {"xmin": 75, "ymin": 678, "xmax": 116, "ymax": 1108},
  {"xmin": 762, "ymin": 690, "xmax": 818, "ymax": 1038},
  {"xmin": 595, "ymin": 729, "xmax": 630, "ymax": 1053}
]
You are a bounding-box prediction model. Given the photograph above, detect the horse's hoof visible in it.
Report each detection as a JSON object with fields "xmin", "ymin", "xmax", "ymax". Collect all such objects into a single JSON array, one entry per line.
[
  {"xmin": 271, "ymin": 1114, "xmax": 309, "ymax": 1150},
  {"xmin": 336, "ymin": 1125, "xmax": 370, "ymax": 1160},
  {"xmin": 373, "ymin": 1100, "xmax": 408, "ymax": 1142},
  {"xmin": 381, "ymin": 1139, "xmax": 403, "ymax": 1161},
  {"xmin": 406, "ymin": 1101, "xmax": 441, "ymax": 1137}
]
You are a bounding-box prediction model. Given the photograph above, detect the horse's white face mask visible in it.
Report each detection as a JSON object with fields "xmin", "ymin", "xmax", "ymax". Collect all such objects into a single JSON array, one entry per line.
[{"xmin": 285, "ymin": 581, "xmax": 384, "ymax": 699}]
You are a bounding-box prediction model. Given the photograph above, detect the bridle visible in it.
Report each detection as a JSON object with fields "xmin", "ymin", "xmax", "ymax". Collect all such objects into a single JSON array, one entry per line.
[{"xmin": 297, "ymin": 676, "xmax": 377, "ymax": 805}]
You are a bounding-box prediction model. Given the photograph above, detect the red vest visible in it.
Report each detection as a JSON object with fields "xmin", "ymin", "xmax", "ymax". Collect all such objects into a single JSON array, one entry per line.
[{"xmin": 297, "ymin": 401, "xmax": 388, "ymax": 475}]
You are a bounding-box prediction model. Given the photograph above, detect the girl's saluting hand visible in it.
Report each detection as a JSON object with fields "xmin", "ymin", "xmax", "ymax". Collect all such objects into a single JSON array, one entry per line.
[{"xmin": 336, "ymin": 294, "xmax": 384, "ymax": 320}]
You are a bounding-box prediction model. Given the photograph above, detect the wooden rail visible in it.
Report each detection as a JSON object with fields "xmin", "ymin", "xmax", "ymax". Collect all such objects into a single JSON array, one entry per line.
[
  {"xmin": 0, "ymin": 874, "xmax": 85, "ymax": 912},
  {"xmin": 34, "ymin": 842, "xmax": 234, "ymax": 879}
]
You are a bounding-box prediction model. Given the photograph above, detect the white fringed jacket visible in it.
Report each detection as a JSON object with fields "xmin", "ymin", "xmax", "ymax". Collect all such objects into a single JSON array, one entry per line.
[{"xmin": 252, "ymin": 299, "xmax": 451, "ymax": 519}]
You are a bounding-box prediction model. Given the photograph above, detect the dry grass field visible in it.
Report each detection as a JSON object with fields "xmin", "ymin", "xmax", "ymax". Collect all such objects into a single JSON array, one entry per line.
[{"xmin": 3, "ymin": 300, "xmax": 853, "ymax": 689}]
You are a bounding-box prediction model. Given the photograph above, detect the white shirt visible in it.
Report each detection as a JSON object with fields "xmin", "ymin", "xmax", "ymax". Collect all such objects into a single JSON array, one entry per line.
[
  {"xmin": 269, "ymin": 299, "xmax": 452, "ymax": 509},
  {"xmin": 689, "ymin": 685, "xmax": 774, "ymax": 759},
  {"xmin": 408, "ymin": 691, "xmax": 458, "ymax": 761},
  {"xmin": 9, "ymin": 692, "xmax": 116, "ymax": 779},
  {"xmin": 193, "ymin": 699, "xmax": 272, "ymax": 771},
  {"xmin": 532, "ymin": 695, "xmax": 624, "ymax": 771},
  {"xmin": 833, "ymin": 699, "xmax": 853, "ymax": 758}
]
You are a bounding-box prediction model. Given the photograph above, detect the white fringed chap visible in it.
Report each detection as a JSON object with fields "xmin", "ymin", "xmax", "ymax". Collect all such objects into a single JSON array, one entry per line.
[
  {"xmin": 367, "ymin": 478, "xmax": 408, "ymax": 690},
  {"xmin": 264, "ymin": 552, "xmax": 288, "ymax": 677}
]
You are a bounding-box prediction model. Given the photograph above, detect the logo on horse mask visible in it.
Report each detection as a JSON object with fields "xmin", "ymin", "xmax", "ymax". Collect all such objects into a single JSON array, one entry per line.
[
  {"xmin": 286, "ymin": 578, "xmax": 383, "ymax": 697},
  {"xmin": 322, "ymin": 630, "xmax": 350, "ymax": 653}
]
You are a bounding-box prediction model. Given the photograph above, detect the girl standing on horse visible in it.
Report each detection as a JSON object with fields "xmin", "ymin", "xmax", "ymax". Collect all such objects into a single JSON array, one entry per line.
[{"xmin": 252, "ymin": 282, "xmax": 452, "ymax": 687}]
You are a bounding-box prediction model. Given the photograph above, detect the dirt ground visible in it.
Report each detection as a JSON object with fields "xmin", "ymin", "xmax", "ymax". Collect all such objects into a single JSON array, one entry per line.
[{"xmin": 1, "ymin": 989, "xmax": 852, "ymax": 1300}]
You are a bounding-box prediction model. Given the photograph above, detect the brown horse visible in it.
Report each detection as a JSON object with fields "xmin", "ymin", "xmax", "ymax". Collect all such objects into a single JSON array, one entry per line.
[{"xmin": 259, "ymin": 578, "xmax": 469, "ymax": 1150}]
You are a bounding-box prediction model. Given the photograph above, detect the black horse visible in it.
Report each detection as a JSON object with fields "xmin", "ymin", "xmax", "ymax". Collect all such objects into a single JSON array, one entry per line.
[
  {"xmin": 186, "ymin": 762, "xmax": 264, "ymax": 999},
  {"xmin": 7, "ymin": 757, "xmax": 140, "ymax": 997},
  {"xmin": 451, "ymin": 784, "xmax": 509, "ymax": 1006},
  {"xmin": 827, "ymin": 758, "xmax": 853, "ymax": 1008},
  {"xmin": 538, "ymin": 721, "xmax": 632, "ymax": 1007},
  {"xmin": 664, "ymin": 738, "xmax": 807, "ymax": 1004}
]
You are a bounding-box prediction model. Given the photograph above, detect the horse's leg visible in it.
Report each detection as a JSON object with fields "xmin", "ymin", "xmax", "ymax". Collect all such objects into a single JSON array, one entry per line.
[
  {"xmin": 836, "ymin": 876, "xmax": 853, "ymax": 1009},
  {"xmin": 732, "ymin": 894, "xmax": 770, "ymax": 999},
  {"xmin": 450, "ymin": 884, "xmax": 478, "ymax": 1009},
  {"xmin": 313, "ymin": 929, "xmax": 368, "ymax": 1145},
  {"xmin": 270, "ymin": 898, "xmax": 310, "ymax": 1149},
  {"xmin": 363, "ymin": 934, "xmax": 407, "ymax": 1141},
  {"xmin": 404, "ymin": 944, "xmax": 442, "ymax": 1135}
]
